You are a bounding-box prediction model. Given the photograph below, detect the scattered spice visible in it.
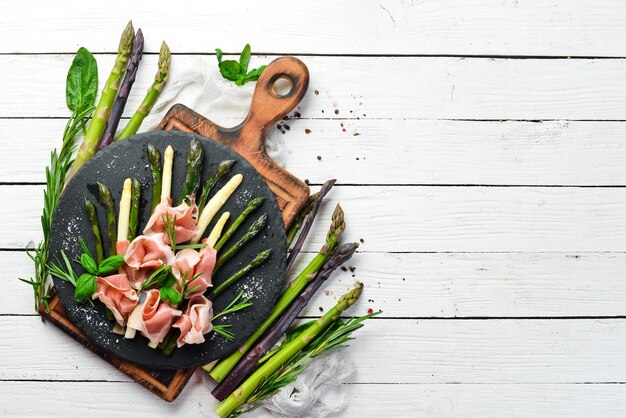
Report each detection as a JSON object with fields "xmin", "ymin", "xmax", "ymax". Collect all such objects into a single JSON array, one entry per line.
[
  {"xmin": 305, "ymin": 129, "xmax": 311, "ymax": 134},
  {"xmin": 334, "ymin": 109, "xmax": 339, "ymax": 115},
  {"xmin": 325, "ymin": 290, "xmax": 331, "ymax": 296},
  {"xmin": 319, "ymin": 306, "xmax": 324, "ymax": 312},
  {"xmin": 356, "ymin": 157, "xmax": 360, "ymax": 160},
  {"xmin": 360, "ymin": 238, "xmax": 365, "ymax": 243},
  {"xmin": 316, "ymin": 156, "xmax": 322, "ymax": 161},
  {"xmin": 284, "ymin": 125, "xmax": 290, "ymax": 131},
  {"xmin": 304, "ymin": 179, "xmax": 310, "ymax": 185},
  {"xmin": 314, "ymin": 90, "xmax": 319, "ymax": 95},
  {"xmin": 340, "ymin": 266, "xmax": 348, "ymax": 272},
  {"xmin": 294, "ymin": 112, "xmax": 301, "ymax": 118},
  {"xmin": 367, "ymin": 308, "xmax": 374, "ymax": 314},
  {"xmin": 353, "ymin": 133, "xmax": 360, "ymax": 136},
  {"xmin": 276, "ymin": 124, "xmax": 282, "ymax": 130},
  {"xmin": 282, "ymin": 115, "xmax": 290, "ymax": 121},
  {"xmin": 349, "ymin": 267, "xmax": 356, "ymax": 273}
]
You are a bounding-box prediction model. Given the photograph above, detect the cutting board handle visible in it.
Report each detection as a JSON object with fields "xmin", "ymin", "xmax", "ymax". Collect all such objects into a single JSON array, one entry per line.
[{"xmin": 235, "ymin": 56, "xmax": 309, "ymax": 152}]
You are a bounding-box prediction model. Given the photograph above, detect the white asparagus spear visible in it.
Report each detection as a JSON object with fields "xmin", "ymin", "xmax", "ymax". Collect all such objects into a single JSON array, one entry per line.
[
  {"xmin": 124, "ymin": 301, "xmax": 143, "ymax": 339},
  {"xmin": 192, "ymin": 174, "xmax": 243, "ymax": 244},
  {"xmin": 207, "ymin": 212, "xmax": 230, "ymax": 248},
  {"xmin": 161, "ymin": 145, "xmax": 174, "ymax": 201},
  {"xmin": 117, "ymin": 178, "xmax": 133, "ymax": 242}
]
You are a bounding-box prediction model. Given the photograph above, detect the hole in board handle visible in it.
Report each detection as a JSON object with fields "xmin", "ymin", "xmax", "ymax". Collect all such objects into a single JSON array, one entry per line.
[{"xmin": 271, "ymin": 76, "xmax": 294, "ymax": 98}]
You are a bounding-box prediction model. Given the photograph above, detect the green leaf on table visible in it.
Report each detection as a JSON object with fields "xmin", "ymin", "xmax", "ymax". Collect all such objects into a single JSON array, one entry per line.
[
  {"xmin": 97, "ymin": 255, "xmax": 125, "ymax": 275},
  {"xmin": 79, "ymin": 252, "xmax": 98, "ymax": 275},
  {"xmin": 215, "ymin": 44, "xmax": 267, "ymax": 86},
  {"xmin": 219, "ymin": 60, "xmax": 242, "ymax": 82},
  {"xmin": 66, "ymin": 47, "xmax": 98, "ymax": 112},
  {"xmin": 239, "ymin": 44, "xmax": 251, "ymax": 73},
  {"xmin": 74, "ymin": 273, "xmax": 96, "ymax": 302}
]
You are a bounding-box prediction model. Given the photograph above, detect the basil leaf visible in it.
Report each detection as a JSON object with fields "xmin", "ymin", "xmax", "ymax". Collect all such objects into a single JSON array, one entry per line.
[
  {"xmin": 97, "ymin": 255, "xmax": 125, "ymax": 275},
  {"xmin": 244, "ymin": 65, "xmax": 267, "ymax": 84},
  {"xmin": 239, "ymin": 44, "xmax": 251, "ymax": 73},
  {"xmin": 66, "ymin": 47, "xmax": 98, "ymax": 112},
  {"xmin": 215, "ymin": 48, "xmax": 223, "ymax": 63},
  {"xmin": 219, "ymin": 60, "xmax": 242, "ymax": 82},
  {"xmin": 168, "ymin": 288, "xmax": 182, "ymax": 305},
  {"xmin": 74, "ymin": 273, "xmax": 96, "ymax": 302},
  {"xmin": 80, "ymin": 253, "xmax": 98, "ymax": 275},
  {"xmin": 160, "ymin": 287, "xmax": 169, "ymax": 302}
]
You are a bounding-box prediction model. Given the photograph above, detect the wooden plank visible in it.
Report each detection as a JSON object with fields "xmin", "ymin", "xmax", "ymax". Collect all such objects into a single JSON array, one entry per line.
[
  {"xmin": 2, "ymin": 55, "xmax": 626, "ymax": 120},
  {"xmin": 5, "ymin": 118, "xmax": 626, "ymax": 186},
  {"xmin": 1, "ymin": 0, "xmax": 626, "ymax": 56},
  {"xmin": 10, "ymin": 251, "xmax": 626, "ymax": 318},
  {"xmin": 1, "ymin": 381, "xmax": 625, "ymax": 417},
  {"xmin": 3, "ymin": 317, "xmax": 626, "ymax": 383},
  {"xmin": 7, "ymin": 184, "xmax": 626, "ymax": 252}
]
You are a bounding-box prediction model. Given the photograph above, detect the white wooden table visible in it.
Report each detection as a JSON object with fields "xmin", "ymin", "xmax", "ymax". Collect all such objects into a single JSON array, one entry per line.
[{"xmin": 2, "ymin": 1, "xmax": 626, "ymax": 416}]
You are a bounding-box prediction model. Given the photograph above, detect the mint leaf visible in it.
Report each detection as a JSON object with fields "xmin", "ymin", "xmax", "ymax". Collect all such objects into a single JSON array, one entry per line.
[
  {"xmin": 66, "ymin": 47, "xmax": 98, "ymax": 112},
  {"xmin": 80, "ymin": 253, "xmax": 98, "ymax": 275},
  {"xmin": 239, "ymin": 44, "xmax": 251, "ymax": 73},
  {"xmin": 97, "ymin": 255, "xmax": 125, "ymax": 275},
  {"xmin": 74, "ymin": 273, "xmax": 96, "ymax": 302},
  {"xmin": 215, "ymin": 48, "xmax": 223, "ymax": 63},
  {"xmin": 219, "ymin": 60, "xmax": 242, "ymax": 82}
]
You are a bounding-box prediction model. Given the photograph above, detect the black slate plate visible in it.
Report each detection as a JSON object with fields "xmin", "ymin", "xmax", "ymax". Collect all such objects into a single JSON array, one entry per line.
[{"xmin": 49, "ymin": 131, "xmax": 286, "ymax": 369}]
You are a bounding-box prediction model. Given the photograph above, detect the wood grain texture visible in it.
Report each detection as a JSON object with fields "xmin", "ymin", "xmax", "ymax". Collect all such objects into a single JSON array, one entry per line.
[
  {"xmin": 1, "ymin": 0, "xmax": 626, "ymax": 56},
  {"xmin": 3, "ymin": 55, "xmax": 626, "ymax": 120},
  {"xmin": 2, "ymin": 381, "xmax": 626, "ymax": 417},
  {"xmin": 10, "ymin": 251, "xmax": 626, "ymax": 318},
  {"xmin": 6, "ymin": 118, "xmax": 626, "ymax": 186},
  {"xmin": 159, "ymin": 57, "xmax": 311, "ymax": 227},
  {"xmin": 4, "ymin": 317, "xmax": 626, "ymax": 384},
  {"xmin": 7, "ymin": 184, "xmax": 626, "ymax": 252}
]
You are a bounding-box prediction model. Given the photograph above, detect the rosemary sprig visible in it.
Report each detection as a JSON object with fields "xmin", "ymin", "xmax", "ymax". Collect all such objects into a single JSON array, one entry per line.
[
  {"xmin": 212, "ymin": 291, "xmax": 253, "ymax": 342},
  {"xmin": 163, "ymin": 212, "xmax": 177, "ymax": 252}
]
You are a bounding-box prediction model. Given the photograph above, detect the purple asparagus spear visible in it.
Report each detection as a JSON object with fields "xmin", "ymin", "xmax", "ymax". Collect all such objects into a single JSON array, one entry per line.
[
  {"xmin": 285, "ymin": 179, "xmax": 336, "ymax": 272},
  {"xmin": 98, "ymin": 29, "xmax": 144, "ymax": 150},
  {"xmin": 211, "ymin": 241, "xmax": 358, "ymax": 401}
]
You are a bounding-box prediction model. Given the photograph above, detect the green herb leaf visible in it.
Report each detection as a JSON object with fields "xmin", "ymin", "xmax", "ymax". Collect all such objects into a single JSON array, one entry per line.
[
  {"xmin": 215, "ymin": 44, "xmax": 267, "ymax": 86},
  {"xmin": 168, "ymin": 288, "xmax": 182, "ymax": 305},
  {"xmin": 74, "ymin": 273, "xmax": 96, "ymax": 302},
  {"xmin": 239, "ymin": 44, "xmax": 251, "ymax": 73},
  {"xmin": 219, "ymin": 60, "xmax": 242, "ymax": 82},
  {"xmin": 66, "ymin": 47, "xmax": 98, "ymax": 112},
  {"xmin": 97, "ymin": 255, "xmax": 125, "ymax": 275},
  {"xmin": 243, "ymin": 65, "xmax": 267, "ymax": 84},
  {"xmin": 79, "ymin": 253, "xmax": 98, "ymax": 275}
]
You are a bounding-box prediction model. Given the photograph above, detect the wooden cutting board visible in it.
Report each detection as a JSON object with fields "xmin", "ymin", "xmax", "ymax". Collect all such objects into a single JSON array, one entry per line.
[
  {"xmin": 41, "ymin": 56, "xmax": 312, "ymax": 401},
  {"xmin": 158, "ymin": 56, "xmax": 310, "ymax": 228}
]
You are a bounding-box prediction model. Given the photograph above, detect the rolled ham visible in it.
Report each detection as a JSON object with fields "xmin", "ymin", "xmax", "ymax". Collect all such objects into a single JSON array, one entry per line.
[
  {"xmin": 127, "ymin": 289, "xmax": 182, "ymax": 345},
  {"xmin": 143, "ymin": 196, "xmax": 199, "ymax": 245},
  {"xmin": 173, "ymin": 294, "xmax": 213, "ymax": 347},
  {"xmin": 123, "ymin": 234, "xmax": 175, "ymax": 289},
  {"xmin": 171, "ymin": 240, "xmax": 217, "ymax": 298},
  {"xmin": 91, "ymin": 273, "xmax": 139, "ymax": 327}
]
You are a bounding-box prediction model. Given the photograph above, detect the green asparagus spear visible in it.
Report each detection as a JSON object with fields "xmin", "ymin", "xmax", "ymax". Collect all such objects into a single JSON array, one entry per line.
[
  {"xmin": 180, "ymin": 137, "xmax": 203, "ymax": 204},
  {"xmin": 117, "ymin": 42, "xmax": 171, "ymax": 140},
  {"xmin": 65, "ymin": 21, "xmax": 134, "ymax": 184},
  {"xmin": 214, "ymin": 213, "xmax": 268, "ymax": 272},
  {"xmin": 97, "ymin": 182, "xmax": 117, "ymax": 256},
  {"xmin": 209, "ymin": 204, "xmax": 344, "ymax": 382},
  {"xmin": 147, "ymin": 144, "xmax": 162, "ymax": 211},
  {"xmin": 210, "ymin": 249, "xmax": 271, "ymax": 298},
  {"xmin": 214, "ymin": 283, "xmax": 363, "ymax": 417},
  {"xmin": 197, "ymin": 159, "xmax": 236, "ymax": 213},
  {"xmin": 84, "ymin": 198, "xmax": 104, "ymax": 263},
  {"xmin": 214, "ymin": 196, "xmax": 264, "ymax": 252},
  {"xmin": 129, "ymin": 178, "xmax": 141, "ymax": 241}
]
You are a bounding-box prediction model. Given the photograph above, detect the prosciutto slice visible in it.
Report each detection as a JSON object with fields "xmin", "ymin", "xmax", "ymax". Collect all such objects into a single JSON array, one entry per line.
[
  {"xmin": 91, "ymin": 274, "xmax": 139, "ymax": 327},
  {"xmin": 173, "ymin": 294, "xmax": 213, "ymax": 347},
  {"xmin": 131, "ymin": 289, "xmax": 182, "ymax": 344},
  {"xmin": 143, "ymin": 196, "xmax": 199, "ymax": 245},
  {"xmin": 171, "ymin": 241, "xmax": 217, "ymax": 298},
  {"xmin": 123, "ymin": 234, "xmax": 175, "ymax": 289}
]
